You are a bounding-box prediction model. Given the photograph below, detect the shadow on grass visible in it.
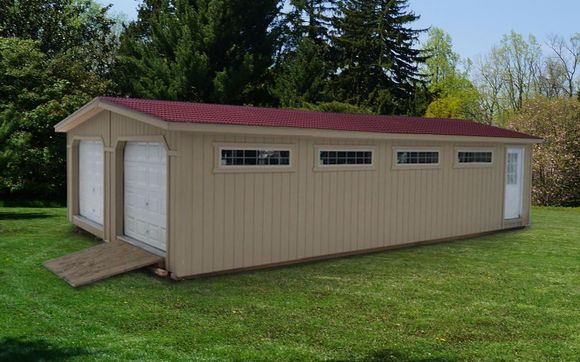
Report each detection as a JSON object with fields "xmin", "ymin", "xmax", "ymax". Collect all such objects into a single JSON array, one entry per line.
[
  {"xmin": 0, "ymin": 337, "xmax": 88, "ymax": 361},
  {"xmin": 0, "ymin": 212, "xmax": 55, "ymax": 221},
  {"xmin": 333, "ymin": 348, "xmax": 457, "ymax": 362}
]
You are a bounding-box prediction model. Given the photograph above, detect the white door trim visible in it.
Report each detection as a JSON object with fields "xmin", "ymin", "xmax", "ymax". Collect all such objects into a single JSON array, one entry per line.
[{"xmin": 504, "ymin": 146, "xmax": 524, "ymax": 220}]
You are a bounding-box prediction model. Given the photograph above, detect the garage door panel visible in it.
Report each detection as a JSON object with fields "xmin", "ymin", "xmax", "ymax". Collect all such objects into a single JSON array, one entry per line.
[
  {"xmin": 124, "ymin": 142, "xmax": 167, "ymax": 252},
  {"xmin": 148, "ymin": 144, "xmax": 164, "ymax": 162},
  {"xmin": 150, "ymin": 169, "xmax": 165, "ymax": 188},
  {"xmin": 124, "ymin": 215, "xmax": 136, "ymax": 233},
  {"xmin": 148, "ymin": 194, "xmax": 164, "ymax": 214},
  {"xmin": 79, "ymin": 140, "xmax": 104, "ymax": 225}
]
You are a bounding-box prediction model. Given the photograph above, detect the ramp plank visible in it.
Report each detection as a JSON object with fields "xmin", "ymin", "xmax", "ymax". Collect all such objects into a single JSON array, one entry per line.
[{"xmin": 44, "ymin": 241, "xmax": 163, "ymax": 287}]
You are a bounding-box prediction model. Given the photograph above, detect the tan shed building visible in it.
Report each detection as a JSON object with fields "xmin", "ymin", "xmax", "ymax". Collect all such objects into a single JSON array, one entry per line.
[{"xmin": 54, "ymin": 97, "xmax": 542, "ymax": 280}]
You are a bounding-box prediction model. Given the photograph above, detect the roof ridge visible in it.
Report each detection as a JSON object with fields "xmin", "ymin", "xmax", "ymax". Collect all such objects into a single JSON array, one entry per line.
[{"xmin": 99, "ymin": 96, "xmax": 476, "ymax": 123}]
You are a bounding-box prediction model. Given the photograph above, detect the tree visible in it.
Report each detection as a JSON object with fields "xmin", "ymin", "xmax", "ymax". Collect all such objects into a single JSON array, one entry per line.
[
  {"xmin": 285, "ymin": 0, "xmax": 337, "ymax": 47},
  {"xmin": 498, "ymin": 32, "xmax": 542, "ymax": 111},
  {"xmin": 422, "ymin": 27, "xmax": 460, "ymax": 88},
  {"xmin": 537, "ymin": 57, "xmax": 568, "ymax": 98},
  {"xmin": 273, "ymin": 38, "xmax": 332, "ymax": 107},
  {"xmin": 473, "ymin": 47, "xmax": 505, "ymax": 123},
  {"xmin": 544, "ymin": 34, "xmax": 580, "ymax": 97},
  {"xmin": 421, "ymin": 27, "xmax": 480, "ymax": 120},
  {"xmin": 473, "ymin": 31, "xmax": 542, "ymax": 124},
  {"xmin": 0, "ymin": 0, "xmax": 117, "ymax": 75},
  {"xmin": 115, "ymin": 0, "xmax": 281, "ymax": 105},
  {"xmin": 425, "ymin": 96, "xmax": 464, "ymax": 119},
  {"xmin": 0, "ymin": 38, "xmax": 109, "ymax": 201},
  {"xmin": 0, "ymin": 1, "xmax": 116, "ymax": 202},
  {"xmin": 509, "ymin": 96, "xmax": 580, "ymax": 206},
  {"xmin": 331, "ymin": 0, "xmax": 427, "ymax": 115},
  {"xmin": 272, "ymin": 1, "xmax": 337, "ymax": 107}
]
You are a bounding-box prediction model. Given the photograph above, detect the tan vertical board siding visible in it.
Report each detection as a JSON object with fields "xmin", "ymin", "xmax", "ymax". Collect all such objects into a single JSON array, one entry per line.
[
  {"xmin": 66, "ymin": 112, "xmax": 533, "ymax": 278},
  {"xmin": 170, "ymin": 134, "xmax": 529, "ymax": 278}
]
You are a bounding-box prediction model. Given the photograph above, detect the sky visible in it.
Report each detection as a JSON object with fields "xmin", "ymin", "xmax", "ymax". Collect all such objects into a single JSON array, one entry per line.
[{"xmin": 99, "ymin": 0, "xmax": 580, "ymax": 61}]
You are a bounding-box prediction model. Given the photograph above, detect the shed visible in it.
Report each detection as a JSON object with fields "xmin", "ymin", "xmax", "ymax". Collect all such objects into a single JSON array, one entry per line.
[{"xmin": 52, "ymin": 97, "xmax": 542, "ymax": 281}]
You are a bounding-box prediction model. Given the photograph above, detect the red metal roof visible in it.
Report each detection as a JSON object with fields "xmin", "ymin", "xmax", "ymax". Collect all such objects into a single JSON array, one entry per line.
[{"xmin": 100, "ymin": 97, "xmax": 540, "ymax": 140}]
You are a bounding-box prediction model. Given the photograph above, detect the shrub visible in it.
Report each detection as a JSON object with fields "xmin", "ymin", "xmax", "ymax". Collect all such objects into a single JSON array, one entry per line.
[{"xmin": 509, "ymin": 96, "xmax": 580, "ymax": 206}]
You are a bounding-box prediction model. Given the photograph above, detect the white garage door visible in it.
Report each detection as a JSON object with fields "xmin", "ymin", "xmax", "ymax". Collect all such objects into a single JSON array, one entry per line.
[
  {"xmin": 124, "ymin": 142, "xmax": 167, "ymax": 252},
  {"xmin": 78, "ymin": 140, "xmax": 104, "ymax": 225}
]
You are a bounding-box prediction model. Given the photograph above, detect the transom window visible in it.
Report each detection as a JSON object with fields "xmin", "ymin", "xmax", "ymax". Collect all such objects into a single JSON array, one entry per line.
[
  {"xmin": 319, "ymin": 150, "xmax": 373, "ymax": 166},
  {"xmin": 220, "ymin": 148, "xmax": 290, "ymax": 166},
  {"xmin": 396, "ymin": 151, "xmax": 439, "ymax": 165},
  {"xmin": 458, "ymin": 151, "xmax": 492, "ymax": 163}
]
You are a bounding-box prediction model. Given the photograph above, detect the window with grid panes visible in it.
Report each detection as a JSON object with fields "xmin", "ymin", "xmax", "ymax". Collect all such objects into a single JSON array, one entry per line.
[
  {"xmin": 396, "ymin": 151, "xmax": 439, "ymax": 165},
  {"xmin": 319, "ymin": 150, "xmax": 373, "ymax": 166},
  {"xmin": 220, "ymin": 149, "xmax": 290, "ymax": 166},
  {"xmin": 458, "ymin": 151, "xmax": 492, "ymax": 163}
]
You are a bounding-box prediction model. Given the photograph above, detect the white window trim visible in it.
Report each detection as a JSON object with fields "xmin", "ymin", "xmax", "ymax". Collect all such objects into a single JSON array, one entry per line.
[
  {"xmin": 214, "ymin": 143, "xmax": 296, "ymax": 173},
  {"xmin": 314, "ymin": 145, "xmax": 377, "ymax": 171},
  {"xmin": 392, "ymin": 147, "xmax": 442, "ymax": 170},
  {"xmin": 454, "ymin": 147, "xmax": 495, "ymax": 168}
]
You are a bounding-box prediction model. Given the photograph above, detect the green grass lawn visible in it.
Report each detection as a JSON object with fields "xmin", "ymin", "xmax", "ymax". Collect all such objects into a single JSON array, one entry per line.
[{"xmin": 0, "ymin": 207, "xmax": 578, "ymax": 361}]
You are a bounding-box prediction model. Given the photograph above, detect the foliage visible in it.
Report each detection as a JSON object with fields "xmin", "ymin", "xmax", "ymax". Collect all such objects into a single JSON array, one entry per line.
[
  {"xmin": 421, "ymin": 27, "xmax": 480, "ymax": 120},
  {"xmin": 0, "ymin": 0, "xmax": 118, "ymax": 73},
  {"xmin": 330, "ymin": 0, "xmax": 427, "ymax": 115},
  {"xmin": 273, "ymin": 38, "xmax": 332, "ymax": 107},
  {"xmin": 0, "ymin": 37, "xmax": 108, "ymax": 200},
  {"xmin": 284, "ymin": 0, "xmax": 337, "ymax": 47},
  {"xmin": 0, "ymin": 1, "xmax": 117, "ymax": 203},
  {"xmin": 497, "ymin": 32, "xmax": 543, "ymax": 111},
  {"xmin": 300, "ymin": 100, "xmax": 372, "ymax": 113},
  {"xmin": 273, "ymin": 1, "xmax": 337, "ymax": 107},
  {"xmin": 425, "ymin": 96, "xmax": 464, "ymax": 119},
  {"xmin": 543, "ymin": 34, "xmax": 580, "ymax": 97},
  {"xmin": 274, "ymin": 0, "xmax": 429, "ymax": 114},
  {"xmin": 422, "ymin": 27, "xmax": 461, "ymax": 89},
  {"xmin": 115, "ymin": 0, "xmax": 281, "ymax": 105},
  {"xmin": 1, "ymin": 206, "xmax": 579, "ymax": 360},
  {"xmin": 473, "ymin": 32, "xmax": 543, "ymax": 125},
  {"xmin": 473, "ymin": 31, "xmax": 580, "ymax": 125},
  {"xmin": 509, "ymin": 96, "xmax": 580, "ymax": 206}
]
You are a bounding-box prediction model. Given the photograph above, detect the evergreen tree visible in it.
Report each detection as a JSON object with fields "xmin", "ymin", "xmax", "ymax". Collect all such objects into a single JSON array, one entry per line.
[
  {"xmin": 331, "ymin": 0, "xmax": 427, "ymax": 114},
  {"xmin": 273, "ymin": 1, "xmax": 337, "ymax": 107},
  {"xmin": 285, "ymin": 0, "xmax": 337, "ymax": 47},
  {"xmin": 115, "ymin": 0, "xmax": 280, "ymax": 105},
  {"xmin": 273, "ymin": 38, "xmax": 331, "ymax": 107}
]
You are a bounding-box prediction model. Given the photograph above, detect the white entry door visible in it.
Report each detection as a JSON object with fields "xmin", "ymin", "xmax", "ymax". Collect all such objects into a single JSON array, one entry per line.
[
  {"xmin": 504, "ymin": 147, "xmax": 524, "ymax": 219},
  {"xmin": 78, "ymin": 140, "xmax": 104, "ymax": 225},
  {"xmin": 124, "ymin": 142, "xmax": 167, "ymax": 251}
]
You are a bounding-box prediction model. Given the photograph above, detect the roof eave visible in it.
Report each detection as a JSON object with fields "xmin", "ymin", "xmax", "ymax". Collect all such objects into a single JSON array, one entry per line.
[
  {"xmin": 54, "ymin": 98, "xmax": 101, "ymax": 132},
  {"xmin": 165, "ymin": 121, "xmax": 544, "ymax": 144}
]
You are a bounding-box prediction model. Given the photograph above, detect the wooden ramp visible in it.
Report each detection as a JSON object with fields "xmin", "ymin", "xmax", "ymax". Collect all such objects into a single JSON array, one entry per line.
[{"xmin": 43, "ymin": 241, "xmax": 163, "ymax": 287}]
